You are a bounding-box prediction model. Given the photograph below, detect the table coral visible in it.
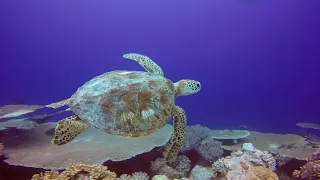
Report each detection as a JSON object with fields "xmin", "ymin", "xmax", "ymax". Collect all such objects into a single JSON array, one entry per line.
[
  {"xmin": 0, "ymin": 104, "xmax": 43, "ymax": 119},
  {"xmin": 3, "ymin": 122, "xmax": 173, "ymax": 169}
]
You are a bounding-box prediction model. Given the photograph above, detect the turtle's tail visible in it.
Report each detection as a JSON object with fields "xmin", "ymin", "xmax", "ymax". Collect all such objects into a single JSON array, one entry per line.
[{"xmin": 46, "ymin": 98, "xmax": 71, "ymax": 109}]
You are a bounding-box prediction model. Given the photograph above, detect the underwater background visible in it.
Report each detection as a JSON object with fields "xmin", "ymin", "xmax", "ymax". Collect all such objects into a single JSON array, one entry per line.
[{"xmin": 1, "ymin": 1, "xmax": 320, "ymax": 133}]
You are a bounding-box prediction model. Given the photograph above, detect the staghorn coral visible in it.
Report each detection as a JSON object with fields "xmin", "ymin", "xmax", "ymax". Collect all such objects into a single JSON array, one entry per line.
[
  {"xmin": 31, "ymin": 163, "xmax": 117, "ymax": 180},
  {"xmin": 292, "ymin": 151, "xmax": 320, "ymax": 179},
  {"xmin": 151, "ymin": 155, "xmax": 191, "ymax": 179}
]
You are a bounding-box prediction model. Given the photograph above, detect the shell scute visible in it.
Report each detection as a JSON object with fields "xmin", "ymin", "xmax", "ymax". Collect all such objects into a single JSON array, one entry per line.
[{"xmin": 69, "ymin": 70, "xmax": 175, "ymax": 137}]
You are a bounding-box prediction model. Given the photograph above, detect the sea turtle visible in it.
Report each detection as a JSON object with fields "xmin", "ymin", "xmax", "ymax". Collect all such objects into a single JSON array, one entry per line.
[{"xmin": 46, "ymin": 53, "xmax": 201, "ymax": 161}]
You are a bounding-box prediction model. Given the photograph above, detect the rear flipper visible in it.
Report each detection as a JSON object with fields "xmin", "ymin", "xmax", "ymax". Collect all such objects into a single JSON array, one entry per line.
[
  {"xmin": 52, "ymin": 115, "xmax": 90, "ymax": 145},
  {"xmin": 46, "ymin": 98, "xmax": 71, "ymax": 109},
  {"xmin": 163, "ymin": 106, "xmax": 187, "ymax": 162}
]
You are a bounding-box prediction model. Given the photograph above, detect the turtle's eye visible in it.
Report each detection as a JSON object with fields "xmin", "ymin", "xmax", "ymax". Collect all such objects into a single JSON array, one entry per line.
[{"xmin": 196, "ymin": 83, "xmax": 200, "ymax": 88}]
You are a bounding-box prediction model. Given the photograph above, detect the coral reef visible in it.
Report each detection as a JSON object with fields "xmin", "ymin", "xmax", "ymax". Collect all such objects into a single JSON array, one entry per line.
[
  {"xmin": 31, "ymin": 163, "xmax": 117, "ymax": 180},
  {"xmin": 151, "ymin": 155, "xmax": 191, "ymax": 179},
  {"xmin": 293, "ymin": 151, "xmax": 320, "ymax": 179},
  {"xmin": 212, "ymin": 143, "xmax": 277, "ymax": 179},
  {"xmin": 1, "ymin": 123, "xmax": 312, "ymax": 180}
]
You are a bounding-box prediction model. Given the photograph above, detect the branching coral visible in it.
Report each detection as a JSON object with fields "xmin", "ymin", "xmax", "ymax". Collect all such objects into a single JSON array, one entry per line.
[
  {"xmin": 293, "ymin": 151, "xmax": 320, "ymax": 179},
  {"xmin": 183, "ymin": 125, "xmax": 211, "ymax": 152},
  {"xmin": 195, "ymin": 137, "xmax": 223, "ymax": 162},
  {"xmin": 31, "ymin": 163, "xmax": 117, "ymax": 180},
  {"xmin": 31, "ymin": 171, "xmax": 60, "ymax": 180},
  {"xmin": 183, "ymin": 125, "xmax": 223, "ymax": 162},
  {"xmin": 119, "ymin": 172, "xmax": 149, "ymax": 180}
]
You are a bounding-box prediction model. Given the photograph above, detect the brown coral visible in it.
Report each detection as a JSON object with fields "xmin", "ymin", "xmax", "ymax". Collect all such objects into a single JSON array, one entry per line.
[
  {"xmin": 246, "ymin": 166, "xmax": 279, "ymax": 180},
  {"xmin": 31, "ymin": 171, "xmax": 60, "ymax": 180},
  {"xmin": 292, "ymin": 151, "xmax": 320, "ymax": 179},
  {"xmin": 31, "ymin": 163, "xmax": 117, "ymax": 180}
]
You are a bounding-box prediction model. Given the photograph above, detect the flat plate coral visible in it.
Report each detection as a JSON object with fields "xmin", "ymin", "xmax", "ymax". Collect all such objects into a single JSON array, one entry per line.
[
  {"xmin": 1, "ymin": 122, "xmax": 173, "ymax": 170},
  {"xmin": 220, "ymin": 130, "xmax": 319, "ymax": 160}
]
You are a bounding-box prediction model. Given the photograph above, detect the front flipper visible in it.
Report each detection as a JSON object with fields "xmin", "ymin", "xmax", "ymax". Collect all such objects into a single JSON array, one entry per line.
[
  {"xmin": 163, "ymin": 105, "xmax": 187, "ymax": 162},
  {"xmin": 46, "ymin": 98, "xmax": 71, "ymax": 109},
  {"xmin": 123, "ymin": 53, "xmax": 164, "ymax": 76},
  {"xmin": 52, "ymin": 115, "xmax": 90, "ymax": 145}
]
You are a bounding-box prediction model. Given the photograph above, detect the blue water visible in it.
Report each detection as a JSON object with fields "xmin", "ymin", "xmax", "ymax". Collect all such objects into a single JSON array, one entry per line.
[{"xmin": 1, "ymin": 1, "xmax": 319, "ymax": 134}]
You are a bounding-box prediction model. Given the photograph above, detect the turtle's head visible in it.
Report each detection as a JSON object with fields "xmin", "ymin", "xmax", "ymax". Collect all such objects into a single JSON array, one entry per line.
[{"xmin": 174, "ymin": 79, "xmax": 201, "ymax": 96}]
